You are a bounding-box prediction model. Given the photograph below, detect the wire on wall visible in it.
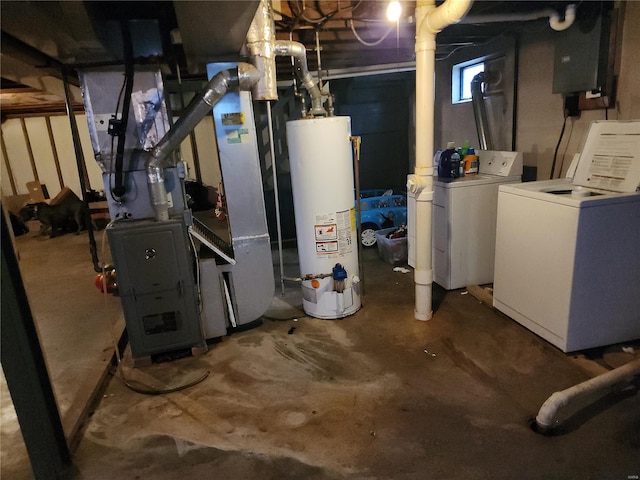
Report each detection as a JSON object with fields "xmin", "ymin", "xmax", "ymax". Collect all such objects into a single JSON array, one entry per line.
[{"xmin": 550, "ymin": 115, "xmax": 568, "ymax": 180}]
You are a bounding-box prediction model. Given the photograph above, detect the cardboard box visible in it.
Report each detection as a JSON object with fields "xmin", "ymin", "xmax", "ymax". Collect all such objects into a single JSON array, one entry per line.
[{"xmin": 375, "ymin": 227, "xmax": 408, "ymax": 265}]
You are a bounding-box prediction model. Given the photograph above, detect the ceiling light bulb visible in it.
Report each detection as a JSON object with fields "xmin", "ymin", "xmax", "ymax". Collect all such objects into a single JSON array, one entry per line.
[{"xmin": 387, "ymin": 1, "xmax": 402, "ymax": 22}]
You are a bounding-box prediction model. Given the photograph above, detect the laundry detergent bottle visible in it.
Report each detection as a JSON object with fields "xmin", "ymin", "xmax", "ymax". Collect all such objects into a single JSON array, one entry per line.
[
  {"xmin": 438, "ymin": 142, "xmax": 457, "ymax": 178},
  {"xmin": 464, "ymin": 147, "xmax": 479, "ymax": 175}
]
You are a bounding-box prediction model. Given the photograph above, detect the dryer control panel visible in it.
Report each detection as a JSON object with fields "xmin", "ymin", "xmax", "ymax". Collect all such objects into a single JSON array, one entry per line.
[{"xmin": 477, "ymin": 150, "xmax": 523, "ymax": 177}]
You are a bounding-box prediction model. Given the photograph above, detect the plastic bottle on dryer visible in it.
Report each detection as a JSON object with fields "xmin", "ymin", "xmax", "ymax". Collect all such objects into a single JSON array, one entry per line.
[
  {"xmin": 433, "ymin": 148, "xmax": 443, "ymax": 171},
  {"xmin": 438, "ymin": 142, "xmax": 456, "ymax": 178},
  {"xmin": 459, "ymin": 140, "xmax": 470, "ymax": 158},
  {"xmin": 451, "ymin": 149, "xmax": 462, "ymax": 178},
  {"xmin": 464, "ymin": 147, "xmax": 479, "ymax": 175}
]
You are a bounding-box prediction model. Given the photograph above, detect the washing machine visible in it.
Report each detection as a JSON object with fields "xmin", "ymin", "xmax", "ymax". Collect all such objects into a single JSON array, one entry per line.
[
  {"xmin": 493, "ymin": 120, "xmax": 640, "ymax": 352},
  {"xmin": 432, "ymin": 150, "xmax": 523, "ymax": 290}
]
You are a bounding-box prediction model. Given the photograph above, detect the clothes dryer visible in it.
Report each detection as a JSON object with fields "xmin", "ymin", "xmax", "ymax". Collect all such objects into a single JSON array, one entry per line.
[{"xmin": 432, "ymin": 150, "xmax": 522, "ymax": 290}]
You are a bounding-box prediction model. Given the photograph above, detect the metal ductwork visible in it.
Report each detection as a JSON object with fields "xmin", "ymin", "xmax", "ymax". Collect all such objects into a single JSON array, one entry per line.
[
  {"xmin": 243, "ymin": 0, "xmax": 326, "ymax": 116},
  {"xmin": 145, "ymin": 63, "xmax": 261, "ymax": 221},
  {"xmin": 274, "ymin": 40, "xmax": 326, "ymax": 116},
  {"xmin": 471, "ymin": 72, "xmax": 494, "ymax": 151},
  {"xmin": 245, "ymin": 0, "xmax": 278, "ymax": 101}
]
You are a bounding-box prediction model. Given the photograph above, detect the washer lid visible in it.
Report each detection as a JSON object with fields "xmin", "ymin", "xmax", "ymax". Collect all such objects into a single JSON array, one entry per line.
[{"xmin": 572, "ymin": 120, "xmax": 640, "ymax": 193}]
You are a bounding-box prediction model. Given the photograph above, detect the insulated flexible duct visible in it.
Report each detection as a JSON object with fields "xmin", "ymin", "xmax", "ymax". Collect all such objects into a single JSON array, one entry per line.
[{"xmin": 246, "ymin": 0, "xmax": 278, "ymax": 100}]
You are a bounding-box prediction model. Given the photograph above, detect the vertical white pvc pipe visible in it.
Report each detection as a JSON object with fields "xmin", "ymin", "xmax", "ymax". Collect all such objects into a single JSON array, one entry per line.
[{"xmin": 411, "ymin": 0, "xmax": 472, "ymax": 320}]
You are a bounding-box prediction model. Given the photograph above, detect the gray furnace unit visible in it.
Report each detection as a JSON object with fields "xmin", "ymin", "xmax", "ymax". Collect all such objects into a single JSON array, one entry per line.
[{"xmin": 79, "ymin": 63, "xmax": 274, "ymax": 362}]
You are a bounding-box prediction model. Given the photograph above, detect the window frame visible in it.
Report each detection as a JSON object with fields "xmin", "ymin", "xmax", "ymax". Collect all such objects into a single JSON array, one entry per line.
[{"xmin": 452, "ymin": 59, "xmax": 485, "ymax": 104}]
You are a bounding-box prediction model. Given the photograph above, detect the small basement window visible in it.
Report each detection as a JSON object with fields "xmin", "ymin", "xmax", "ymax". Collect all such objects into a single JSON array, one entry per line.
[{"xmin": 452, "ymin": 60, "xmax": 484, "ymax": 104}]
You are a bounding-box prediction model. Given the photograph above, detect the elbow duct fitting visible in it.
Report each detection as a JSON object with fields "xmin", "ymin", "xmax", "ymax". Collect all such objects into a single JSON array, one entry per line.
[
  {"xmin": 145, "ymin": 63, "xmax": 260, "ymax": 221},
  {"xmin": 274, "ymin": 41, "xmax": 327, "ymax": 117},
  {"xmin": 147, "ymin": 165, "xmax": 169, "ymax": 222}
]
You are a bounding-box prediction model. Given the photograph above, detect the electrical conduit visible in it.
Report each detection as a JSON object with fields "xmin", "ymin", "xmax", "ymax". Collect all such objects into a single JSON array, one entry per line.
[{"xmin": 410, "ymin": 0, "xmax": 472, "ymax": 320}]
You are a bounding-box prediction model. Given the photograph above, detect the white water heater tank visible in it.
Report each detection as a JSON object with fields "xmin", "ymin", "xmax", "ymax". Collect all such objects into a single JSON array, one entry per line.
[{"xmin": 286, "ymin": 116, "xmax": 361, "ymax": 319}]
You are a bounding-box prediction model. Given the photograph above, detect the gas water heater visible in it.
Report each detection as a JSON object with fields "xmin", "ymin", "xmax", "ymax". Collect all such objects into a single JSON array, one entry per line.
[{"xmin": 286, "ymin": 116, "xmax": 361, "ymax": 319}]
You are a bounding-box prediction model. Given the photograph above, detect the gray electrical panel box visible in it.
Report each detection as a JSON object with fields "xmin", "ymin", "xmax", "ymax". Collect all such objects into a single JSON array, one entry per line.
[
  {"xmin": 553, "ymin": 10, "xmax": 610, "ymax": 94},
  {"xmin": 108, "ymin": 219, "xmax": 205, "ymax": 359}
]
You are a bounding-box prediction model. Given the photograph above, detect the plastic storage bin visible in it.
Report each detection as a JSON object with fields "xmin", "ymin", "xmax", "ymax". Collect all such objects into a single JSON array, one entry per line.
[{"xmin": 375, "ymin": 227, "xmax": 408, "ymax": 265}]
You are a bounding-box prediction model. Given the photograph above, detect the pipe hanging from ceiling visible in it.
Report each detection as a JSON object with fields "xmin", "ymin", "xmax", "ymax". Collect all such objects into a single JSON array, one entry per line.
[
  {"xmin": 409, "ymin": 0, "xmax": 473, "ymax": 321},
  {"xmin": 245, "ymin": 0, "xmax": 326, "ymax": 116},
  {"xmin": 246, "ymin": 0, "xmax": 278, "ymax": 100},
  {"xmin": 274, "ymin": 40, "xmax": 327, "ymax": 116},
  {"xmin": 461, "ymin": 3, "xmax": 576, "ymax": 31},
  {"xmin": 549, "ymin": 4, "xmax": 576, "ymax": 31}
]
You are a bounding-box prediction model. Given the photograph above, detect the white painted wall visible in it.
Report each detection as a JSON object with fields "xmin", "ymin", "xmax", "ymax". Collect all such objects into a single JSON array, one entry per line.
[
  {"xmin": 514, "ymin": 1, "xmax": 639, "ymax": 179},
  {"xmin": 1, "ymin": 114, "xmax": 104, "ymax": 201},
  {"xmin": 1, "ymin": 111, "xmax": 221, "ymax": 210}
]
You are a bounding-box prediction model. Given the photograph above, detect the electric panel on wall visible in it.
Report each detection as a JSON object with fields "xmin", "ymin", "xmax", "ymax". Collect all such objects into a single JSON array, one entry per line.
[{"xmin": 552, "ymin": 3, "xmax": 612, "ymax": 95}]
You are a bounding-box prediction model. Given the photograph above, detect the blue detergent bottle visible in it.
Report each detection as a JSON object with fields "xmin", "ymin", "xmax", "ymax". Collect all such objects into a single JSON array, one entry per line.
[
  {"xmin": 451, "ymin": 149, "xmax": 462, "ymax": 178},
  {"xmin": 438, "ymin": 142, "xmax": 456, "ymax": 178}
]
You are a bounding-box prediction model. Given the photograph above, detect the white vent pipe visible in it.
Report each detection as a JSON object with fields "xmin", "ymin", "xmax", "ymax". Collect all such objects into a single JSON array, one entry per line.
[
  {"xmin": 535, "ymin": 358, "xmax": 640, "ymax": 433},
  {"xmin": 549, "ymin": 4, "xmax": 576, "ymax": 31},
  {"xmin": 461, "ymin": 4, "xmax": 576, "ymax": 32},
  {"xmin": 409, "ymin": 0, "xmax": 472, "ymax": 321}
]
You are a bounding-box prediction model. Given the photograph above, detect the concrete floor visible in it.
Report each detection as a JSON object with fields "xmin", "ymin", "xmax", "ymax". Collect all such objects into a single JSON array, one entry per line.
[{"xmin": 2, "ymin": 226, "xmax": 640, "ymax": 479}]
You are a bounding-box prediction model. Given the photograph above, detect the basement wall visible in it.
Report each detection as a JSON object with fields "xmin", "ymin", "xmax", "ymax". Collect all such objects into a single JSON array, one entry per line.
[
  {"xmin": 436, "ymin": 1, "xmax": 639, "ymax": 180},
  {"xmin": 2, "ymin": 3, "xmax": 638, "ymax": 208},
  {"xmin": 0, "ymin": 112, "xmax": 219, "ymax": 213}
]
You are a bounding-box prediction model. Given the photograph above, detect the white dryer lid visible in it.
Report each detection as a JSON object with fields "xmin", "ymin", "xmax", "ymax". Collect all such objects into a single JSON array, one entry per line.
[{"xmin": 572, "ymin": 120, "xmax": 640, "ymax": 193}]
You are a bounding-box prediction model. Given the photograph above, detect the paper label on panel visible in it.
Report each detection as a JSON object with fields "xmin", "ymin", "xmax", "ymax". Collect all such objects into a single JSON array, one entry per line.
[{"xmin": 314, "ymin": 209, "xmax": 354, "ymax": 257}]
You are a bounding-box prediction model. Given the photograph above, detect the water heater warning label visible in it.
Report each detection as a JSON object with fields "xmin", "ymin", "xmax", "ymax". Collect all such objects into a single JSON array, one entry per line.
[
  {"xmin": 314, "ymin": 209, "xmax": 354, "ymax": 257},
  {"xmin": 315, "ymin": 224, "xmax": 337, "ymax": 241},
  {"xmin": 316, "ymin": 241, "xmax": 338, "ymax": 253}
]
